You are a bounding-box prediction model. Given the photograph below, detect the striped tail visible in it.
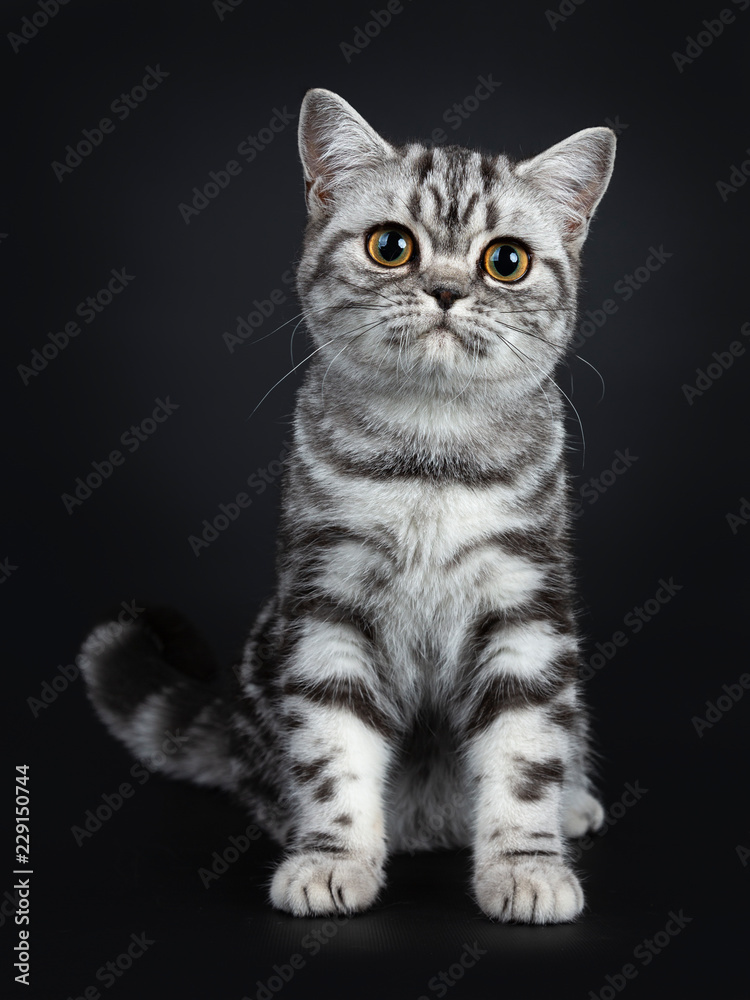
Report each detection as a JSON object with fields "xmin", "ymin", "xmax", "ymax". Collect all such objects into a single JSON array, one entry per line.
[{"xmin": 78, "ymin": 606, "xmax": 238, "ymax": 793}]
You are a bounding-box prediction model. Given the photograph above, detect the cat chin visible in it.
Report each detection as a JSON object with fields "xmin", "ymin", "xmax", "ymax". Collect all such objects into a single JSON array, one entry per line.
[
  {"xmin": 411, "ymin": 321, "xmax": 480, "ymax": 358},
  {"xmin": 418, "ymin": 326, "xmax": 464, "ymax": 355}
]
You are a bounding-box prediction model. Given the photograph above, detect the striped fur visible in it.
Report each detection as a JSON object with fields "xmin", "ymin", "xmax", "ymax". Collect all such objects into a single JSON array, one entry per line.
[{"xmin": 79, "ymin": 89, "xmax": 615, "ymax": 923}]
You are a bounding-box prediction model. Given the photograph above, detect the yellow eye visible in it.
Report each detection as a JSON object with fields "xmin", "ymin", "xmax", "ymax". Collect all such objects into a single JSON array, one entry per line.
[
  {"xmin": 483, "ymin": 240, "xmax": 530, "ymax": 282},
  {"xmin": 367, "ymin": 227, "xmax": 415, "ymax": 267}
]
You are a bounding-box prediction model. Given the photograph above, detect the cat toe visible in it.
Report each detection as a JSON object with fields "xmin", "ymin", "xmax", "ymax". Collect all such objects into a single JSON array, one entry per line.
[
  {"xmin": 474, "ymin": 858, "xmax": 584, "ymax": 924},
  {"xmin": 269, "ymin": 852, "xmax": 383, "ymax": 916},
  {"xmin": 563, "ymin": 789, "xmax": 605, "ymax": 837}
]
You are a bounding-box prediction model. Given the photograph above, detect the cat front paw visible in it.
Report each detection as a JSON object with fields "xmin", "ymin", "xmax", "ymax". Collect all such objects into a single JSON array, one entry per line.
[
  {"xmin": 269, "ymin": 852, "xmax": 384, "ymax": 916},
  {"xmin": 474, "ymin": 858, "xmax": 584, "ymax": 924},
  {"xmin": 563, "ymin": 789, "xmax": 605, "ymax": 837}
]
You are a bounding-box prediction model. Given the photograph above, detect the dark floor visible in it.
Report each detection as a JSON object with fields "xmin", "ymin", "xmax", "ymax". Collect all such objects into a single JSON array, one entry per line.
[
  {"xmin": 17, "ymin": 772, "xmax": 750, "ymax": 1000},
  {"xmin": 11, "ymin": 611, "xmax": 750, "ymax": 1000}
]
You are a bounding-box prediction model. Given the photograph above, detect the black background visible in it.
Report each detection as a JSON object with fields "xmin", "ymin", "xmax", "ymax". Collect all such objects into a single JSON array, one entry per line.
[{"xmin": 4, "ymin": 0, "xmax": 749, "ymax": 997}]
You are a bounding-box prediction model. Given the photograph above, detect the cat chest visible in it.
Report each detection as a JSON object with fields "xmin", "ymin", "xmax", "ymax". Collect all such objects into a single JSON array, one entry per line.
[{"xmin": 310, "ymin": 478, "xmax": 546, "ymax": 629}]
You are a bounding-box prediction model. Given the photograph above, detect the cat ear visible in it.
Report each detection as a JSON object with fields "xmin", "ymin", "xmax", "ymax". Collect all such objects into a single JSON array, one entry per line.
[
  {"xmin": 298, "ymin": 88, "xmax": 395, "ymax": 216},
  {"xmin": 517, "ymin": 128, "xmax": 616, "ymax": 247}
]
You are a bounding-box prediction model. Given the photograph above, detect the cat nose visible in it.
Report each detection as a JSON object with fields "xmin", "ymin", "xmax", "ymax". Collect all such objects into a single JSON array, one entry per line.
[{"xmin": 429, "ymin": 286, "xmax": 463, "ymax": 310}]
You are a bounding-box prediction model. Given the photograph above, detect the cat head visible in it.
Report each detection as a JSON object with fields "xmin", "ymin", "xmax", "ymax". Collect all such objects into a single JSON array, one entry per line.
[{"xmin": 296, "ymin": 88, "xmax": 615, "ymax": 403}]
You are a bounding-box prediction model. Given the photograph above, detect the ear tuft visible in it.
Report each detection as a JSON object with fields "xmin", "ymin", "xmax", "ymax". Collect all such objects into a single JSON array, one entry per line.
[
  {"xmin": 517, "ymin": 127, "xmax": 616, "ymax": 247},
  {"xmin": 298, "ymin": 88, "xmax": 394, "ymax": 216}
]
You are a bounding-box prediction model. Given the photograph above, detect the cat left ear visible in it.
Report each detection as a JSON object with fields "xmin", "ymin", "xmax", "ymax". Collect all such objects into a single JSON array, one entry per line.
[
  {"xmin": 517, "ymin": 128, "xmax": 616, "ymax": 248},
  {"xmin": 298, "ymin": 88, "xmax": 395, "ymax": 217}
]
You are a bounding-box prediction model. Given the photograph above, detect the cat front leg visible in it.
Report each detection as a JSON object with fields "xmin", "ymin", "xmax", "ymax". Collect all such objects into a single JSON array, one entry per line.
[
  {"xmin": 268, "ymin": 618, "xmax": 395, "ymax": 917},
  {"xmin": 460, "ymin": 619, "xmax": 587, "ymax": 923}
]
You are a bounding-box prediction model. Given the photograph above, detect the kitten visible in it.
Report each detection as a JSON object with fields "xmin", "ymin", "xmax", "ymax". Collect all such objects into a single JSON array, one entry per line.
[{"xmin": 80, "ymin": 88, "xmax": 616, "ymax": 923}]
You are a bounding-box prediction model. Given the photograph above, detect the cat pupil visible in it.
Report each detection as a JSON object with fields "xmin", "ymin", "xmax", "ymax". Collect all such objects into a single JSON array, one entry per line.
[
  {"xmin": 379, "ymin": 231, "xmax": 406, "ymax": 261},
  {"xmin": 493, "ymin": 245, "xmax": 519, "ymax": 275}
]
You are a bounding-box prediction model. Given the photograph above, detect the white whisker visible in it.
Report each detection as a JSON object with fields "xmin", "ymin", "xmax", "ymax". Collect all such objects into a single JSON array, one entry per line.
[
  {"xmin": 499, "ymin": 335, "xmax": 587, "ymax": 468},
  {"xmin": 572, "ymin": 352, "xmax": 606, "ymax": 402},
  {"xmin": 246, "ymin": 311, "xmax": 305, "ymax": 348},
  {"xmin": 247, "ymin": 340, "xmax": 334, "ymax": 419},
  {"xmin": 289, "ymin": 316, "xmax": 306, "ymax": 365}
]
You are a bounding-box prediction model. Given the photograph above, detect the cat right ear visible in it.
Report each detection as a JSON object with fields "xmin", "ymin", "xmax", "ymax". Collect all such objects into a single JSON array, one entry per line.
[
  {"xmin": 298, "ymin": 88, "xmax": 394, "ymax": 217},
  {"xmin": 517, "ymin": 127, "xmax": 617, "ymax": 249}
]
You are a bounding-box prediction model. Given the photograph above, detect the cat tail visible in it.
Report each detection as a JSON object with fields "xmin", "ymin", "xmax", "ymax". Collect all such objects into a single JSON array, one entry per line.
[{"xmin": 78, "ymin": 606, "xmax": 238, "ymax": 794}]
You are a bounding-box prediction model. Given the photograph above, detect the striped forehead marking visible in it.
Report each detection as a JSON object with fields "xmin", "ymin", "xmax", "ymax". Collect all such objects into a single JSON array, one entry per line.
[{"xmin": 404, "ymin": 146, "xmax": 500, "ymax": 250}]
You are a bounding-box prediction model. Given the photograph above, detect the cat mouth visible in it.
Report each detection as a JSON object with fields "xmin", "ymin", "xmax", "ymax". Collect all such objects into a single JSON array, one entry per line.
[
  {"xmin": 416, "ymin": 322, "xmax": 476, "ymax": 354},
  {"xmin": 418, "ymin": 319, "xmax": 457, "ymax": 339}
]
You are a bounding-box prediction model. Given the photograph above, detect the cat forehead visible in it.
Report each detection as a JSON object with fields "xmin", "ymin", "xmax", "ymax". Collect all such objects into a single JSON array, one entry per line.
[{"xmin": 338, "ymin": 143, "xmax": 545, "ymax": 252}]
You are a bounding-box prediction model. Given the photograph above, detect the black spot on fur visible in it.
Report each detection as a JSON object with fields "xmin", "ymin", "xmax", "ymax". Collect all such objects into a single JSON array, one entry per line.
[
  {"xmin": 295, "ymin": 832, "xmax": 346, "ymax": 854},
  {"xmin": 414, "ymin": 148, "xmax": 435, "ymax": 183},
  {"xmin": 514, "ymin": 757, "xmax": 565, "ymax": 802},
  {"xmin": 499, "ymin": 849, "xmax": 560, "ymax": 858},
  {"xmin": 290, "ymin": 756, "xmax": 332, "ymax": 783},
  {"xmin": 464, "ymin": 672, "xmax": 564, "ymax": 734},
  {"xmin": 543, "ymin": 257, "xmax": 569, "ymax": 300},
  {"xmin": 314, "ymin": 444, "xmax": 517, "ymax": 486},
  {"xmin": 479, "ymin": 154, "xmax": 497, "ymax": 194},
  {"xmin": 461, "ymin": 191, "xmax": 480, "ymax": 226},
  {"xmin": 282, "ymin": 710, "xmax": 305, "ymax": 731},
  {"xmin": 282, "ymin": 677, "xmax": 395, "ymax": 738},
  {"xmin": 548, "ymin": 702, "xmax": 579, "ymax": 731},
  {"xmin": 312, "ymin": 776, "xmax": 337, "ymax": 803}
]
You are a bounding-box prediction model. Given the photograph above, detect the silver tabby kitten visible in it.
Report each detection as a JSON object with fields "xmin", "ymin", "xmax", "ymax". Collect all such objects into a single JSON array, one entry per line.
[{"xmin": 80, "ymin": 88, "xmax": 616, "ymax": 923}]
